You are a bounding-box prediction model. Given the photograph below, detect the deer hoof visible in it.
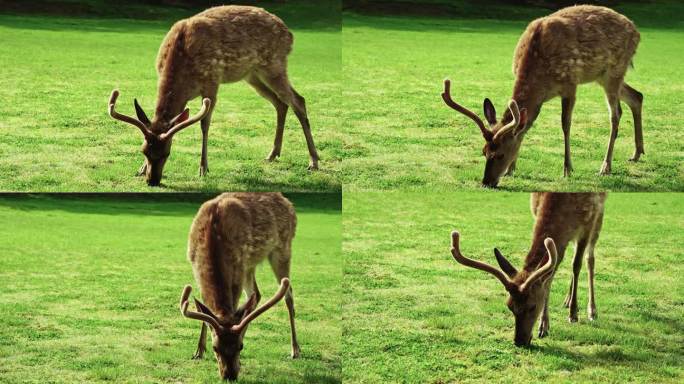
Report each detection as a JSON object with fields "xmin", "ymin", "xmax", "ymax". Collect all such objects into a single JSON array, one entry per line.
[
  {"xmin": 265, "ymin": 152, "xmax": 280, "ymax": 162},
  {"xmin": 568, "ymin": 314, "xmax": 578, "ymax": 323},
  {"xmin": 291, "ymin": 346, "xmax": 301, "ymax": 359},
  {"xmin": 588, "ymin": 308, "xmax": 597, "ymax": 321},
  {"xmin": 599, "ymin": 162, "xmax": 611, "ymax": 175},
  {"xmin": 199, "ymin": 166, "xmax": 208, "ymax": 177},
  {"xmin": 308, "ymin": 161, "xmax": 319, "ymax": 171},
  {"xmin": 192, "ymin": 351, "xmax": 204, "ymax": 360}
]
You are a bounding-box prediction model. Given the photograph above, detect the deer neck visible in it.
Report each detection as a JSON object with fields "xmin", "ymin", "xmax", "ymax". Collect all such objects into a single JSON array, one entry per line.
[
  {"xmin": 523, "ymin": 195, "xmax": 571, "ymax": 273},
  {"xmin": 511, "ymin": 77, "xmax": 545, "ymax": 130},
  {"xmin": 153, "ymin": 86, "xmax": 191, "ymax": 127}
]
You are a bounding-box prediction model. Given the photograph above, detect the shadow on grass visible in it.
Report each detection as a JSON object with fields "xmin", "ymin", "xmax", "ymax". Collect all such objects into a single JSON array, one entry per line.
[
  {"xmin": 0, "ymin": 0, "xmax": 341, "ymax": 32},
  {"xmin": 0, "ymin": 193, "xmax": 341, "ymax": 216},
  {"xmin": 344, "ymin": 0, "xmax": 684, "ymax": 30}
]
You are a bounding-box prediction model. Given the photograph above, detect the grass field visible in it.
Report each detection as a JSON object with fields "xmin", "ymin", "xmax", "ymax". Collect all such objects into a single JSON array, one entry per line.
[
  {"xmin": 343, "ymin": 192, "xmax": 683, "ymax": 383},
  {"xmin": 341, "ymin": 1, "xmax": 684, "ymax": 191},
  {"xmin": 0, "ymin": 193, "xmax": 341, "ymax": 383},
  {"xmin": 0, "ymin": 1, "xmax": 341, "ymax": 192}
]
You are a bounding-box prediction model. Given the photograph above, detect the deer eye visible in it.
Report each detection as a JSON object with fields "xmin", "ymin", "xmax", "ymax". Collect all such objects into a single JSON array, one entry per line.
[{"xmin": 239, "ymin": 343, "xmax": 244, "ymax": 351}]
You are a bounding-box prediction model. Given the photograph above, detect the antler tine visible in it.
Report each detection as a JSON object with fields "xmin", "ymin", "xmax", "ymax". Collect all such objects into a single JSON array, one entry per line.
[
  {"xmin": 519, "ymin": 237, "xmax": 558, "ymax": 293},
  {"xmin": 180, "ymin": 285, "xmax": 222, "ymax": 331},
  {"xmin": 160, "ymin": 98, "xmax": 212, "ymax": 140},
  {"xmin": 108, "ymin": 89, "xmax": 153, "ymax": 137},
  {"xmin": 441, "ymin": 79, "xmax": 493, "ymax": 141},
  {"xmin": 450, "ymin": 231, "xmax": 515, "ymax": 291},
  {"xmin": 230, "ymin": 278, "xmax": 290, "ymax": 334},
  {"xmin": 493, "ymin": 99, "xmax": 521, "ymax": 141}
]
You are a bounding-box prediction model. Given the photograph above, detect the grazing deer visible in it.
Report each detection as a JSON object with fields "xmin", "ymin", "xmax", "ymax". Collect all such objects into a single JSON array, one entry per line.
[
  {"xmin": 180, "ymin": 192, "xmax": 300, "ymax": 381},
  {"xmin": 109, "ymin": 6, "xmax": 319, "ymax": 186},
  {"xmin": 450, "ymin": 192, "xmax": 606, "ymax": 346},
  {"xmin": 442, "ymin": 5, "xmax": 643, "ymax": 187}
]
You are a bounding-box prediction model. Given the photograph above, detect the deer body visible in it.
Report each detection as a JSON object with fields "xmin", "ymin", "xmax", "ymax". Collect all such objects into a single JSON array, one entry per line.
[
  {"xmin": 180, "ymin": 192, "xmax": 300, "ymax": 381},
  {"xmin": 451, "ymin": 192, "xmax": 606, "ymax": 346},
  {"xmin": 443, "ymin": 5, "xmax": 643, "ymax": 187},
  {"xmin": 110, "ymin": 6, "xmax": 319, "ymax": 186}
]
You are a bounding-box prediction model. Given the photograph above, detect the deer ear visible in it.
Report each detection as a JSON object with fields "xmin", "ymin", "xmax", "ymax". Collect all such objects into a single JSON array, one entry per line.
[
  {"xmin": 133, "ymin": 99, "xmax": 151, "ymax": 126},
  {"xmin": 483, "ymin": 98, "xmax": 497, "ymax": 125},
  {"xmin": 494, "ymin": 248, "xmax": 518, "ymax": 278},
  {"xmin": 194, "ymin": 298, "xmax": 218, "ymax": 319}
]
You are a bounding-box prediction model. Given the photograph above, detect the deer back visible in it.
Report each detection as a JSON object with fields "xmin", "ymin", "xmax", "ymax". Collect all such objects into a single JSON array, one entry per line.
[
  {"xmin": 187, "ymin": 192, "xmax": 296, "ymax": 315},
  {"xmin": 512, "ymin": 5, "xmax": 639, "ymax": 100}
]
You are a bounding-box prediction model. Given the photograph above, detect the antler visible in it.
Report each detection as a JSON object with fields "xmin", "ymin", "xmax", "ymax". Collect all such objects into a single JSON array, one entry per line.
[
  {"xmin": 519, "ymin": 237, "xmax": 557, "ymax": 293},
  {"xmin": 492, "ymin": 100, "xmax": 521, "ymax": 141},
  {"xmin": 450, "ymin": 231, "xmax": 516, "ymax": 291},
  {"xmin": 442, "ymin": 79, "xmax": 493, "ymax": 141},
  {"xmin": 180, "ymin": 285, "xmax": 222, "ymax": 331},
  {"xmin": 159, "ymin": 98, "xmax": 212, "ymax": 140},
  {"xmin": 230, "ymin": 278, "xmax": 290, "ymax": 334},
  {"xmin": 108, "ymin": 90, "xmax": 153, "ymax": 137}
]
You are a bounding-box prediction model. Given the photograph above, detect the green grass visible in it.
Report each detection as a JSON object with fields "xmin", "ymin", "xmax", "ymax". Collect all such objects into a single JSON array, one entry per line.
[
  {"xmin": 0, "ymin": 1, "xmax": 341, "ymax": 192},
  {"xmin": 0, "ymin": 193, "xmax": 341, "ymax": 383},
  {"xmin": 341, "ymin": 2, "xmax": 684, "ymax": 191},
  {"xmin": 342, "ymin": 192, "xmax": 683, "ymax": 383}
]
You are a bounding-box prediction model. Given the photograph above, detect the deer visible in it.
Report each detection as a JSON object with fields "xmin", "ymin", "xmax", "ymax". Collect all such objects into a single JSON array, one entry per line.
[
  {"xmin": 179, "ymin": 192, "xmax": 300, "ymax": 381},
  {"xmin": 450, "ymin": 192, "xmax": 606, "ymax": 346},
  {"xmin": 442, "ymin": 5, "xmax": 643, "ymax": 188},
  {"xmin": 108, "ymin": 5, "xmax": 319, "ymax": 186}
]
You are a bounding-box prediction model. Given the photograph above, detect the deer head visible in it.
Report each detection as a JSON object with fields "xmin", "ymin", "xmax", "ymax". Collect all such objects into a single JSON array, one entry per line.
[
  {"xmin": 180, "ymin": 278, "xmax": 290, "ymax": 381},
  {"xmin": 441, "ymin": 80, "xmax": 528, "ymax": 188},
  {"xmin": 108, "ymin": 90, "xmax": 211, "ymax": 186},
  {"xmin": 450, "ymin": 231, "xmax": 557, "ymax": 346}
]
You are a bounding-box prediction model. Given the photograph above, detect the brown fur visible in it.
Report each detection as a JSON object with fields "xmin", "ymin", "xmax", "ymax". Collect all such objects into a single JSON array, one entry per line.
[
  {"xmin": 451, "ymin": 192, "xmax": 606, "ymax": 346},
  {"xmin": 111, "ymin": 6, "xmax": 319, "ymax": 186},
  {"xmin": 456, "ymin": 5, "xmax": 644, "ymax": 187},
  {"xmin": 185, "ymin": 192, "xmax": 300, "ymax": 380}
]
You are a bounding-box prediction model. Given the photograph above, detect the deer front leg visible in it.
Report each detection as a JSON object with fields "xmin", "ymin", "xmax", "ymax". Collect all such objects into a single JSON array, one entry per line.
[
  {"xmin": 192, "ymin": 322, "xmax": 207, "ymax": 359},
  {"xmin": 600, "ymin": 83, "xmax": 622, "ymax": 175},
  {"xmin": 136, "ymin": 161, "xmax": 147, "ymax": 176},
  {"xmin": 538, "ymin": 293, "xmax": 550, "ymax": 338},
  {"xmin": 561, "ymin": 93, "xmax": 576, "ymax": 177},
  {"xmin": 284, "ymin": 286, "xmax": 301, "ymax": 358},
  {"xmin": 505, "ymin": 159, "xmax": 516, "ymax": 176},
  {"xmin": 198, "ymin": 88, "xmax": 217, "ymax": 177},
  {"xmin": 568, "ymin": 239, "xmax": 588, "ymax": 323}
]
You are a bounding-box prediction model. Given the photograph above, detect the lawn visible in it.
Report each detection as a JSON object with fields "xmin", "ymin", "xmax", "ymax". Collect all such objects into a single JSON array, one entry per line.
[
  {"xmin": 342, "ymin": 192, "xmax": 683, "ymax": 383},
  {"xmin": 0, "ymin": 1, "xmax": 341, "ymax": 192},
  {"xmin": 341, "ymin": 1, "xmax": 684, "ymax": 191},
  {"xmin": 0, "ymin": 193, "xmax": 341, "ymax": 383}
]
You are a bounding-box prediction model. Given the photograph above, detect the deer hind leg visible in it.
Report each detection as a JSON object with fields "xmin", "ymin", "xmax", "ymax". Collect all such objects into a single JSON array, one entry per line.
[
  {"xmin": 199, "ymin": 87, "xmax": 218, "ymax": 177},
  {"xmin": 192, "ymin": 322, "xmax": 207, "ymax": 359},
  {"xmin": 247, "ymin": 75, "xmax": 289, "ymax": 162},
  {"xmin": 620, "ymin": 82, "xmax": 644, "ymax": 162},
  {"xmin": 561, "ymin": 89, "xmax": 577, "ymax": 177},
  {"xmin": 568, "ymin": 238, "xmax": 588, "ymax": 323},
  {"xmin": 599, "ymin": 78, "xmax": 623, "ymax": 175},
  {"xmin": 269, "ymin": 248, "xmax": 300, "ymax": 359},
  {"xmin": 258, "ymin": 72, "xmax": 319, "ymax": 170}
]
